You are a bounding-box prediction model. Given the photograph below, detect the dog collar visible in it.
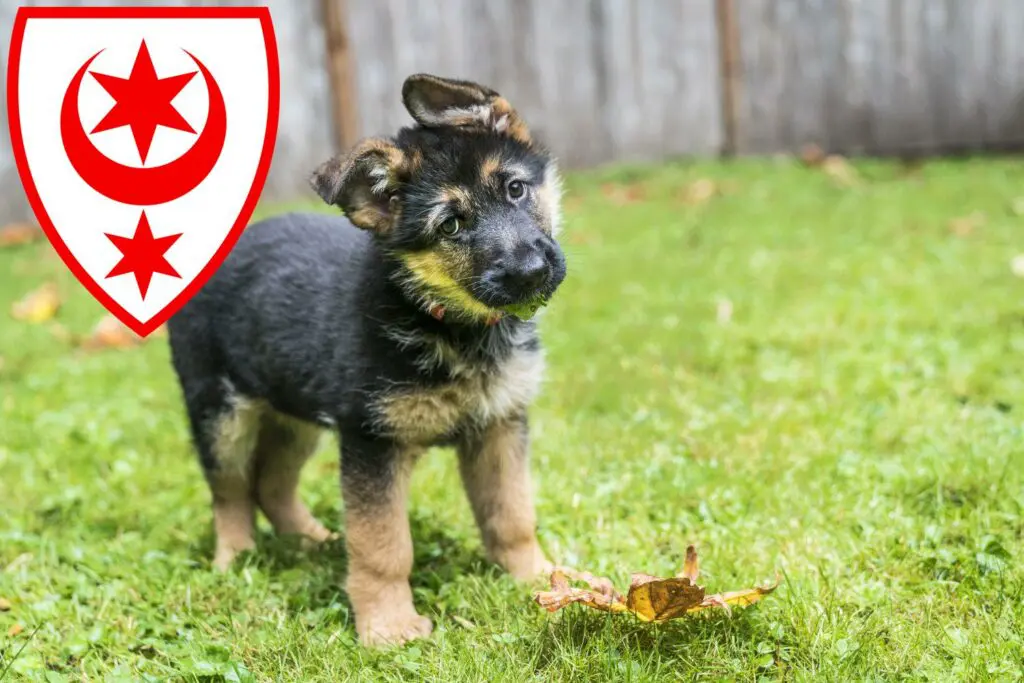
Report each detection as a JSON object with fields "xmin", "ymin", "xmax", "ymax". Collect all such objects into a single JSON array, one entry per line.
[{"xmin": 426, "ymin": 302, "xmax": 504, "ymax": 326}]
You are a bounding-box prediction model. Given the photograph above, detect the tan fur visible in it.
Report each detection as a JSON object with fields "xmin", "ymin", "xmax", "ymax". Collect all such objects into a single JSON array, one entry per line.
[
  {"xmin": 343, "ymin": 446, "xmax": 432, "ymax": 646},
  {"xmin": 373, "ymin": 347, "xmax": 544, "ymax": 444},
  {"xmin": 490, "ymin": 97, "xmax": 532, "ymax": 145},
  {"xmin": 207, "ymin": 395, "xmax": 332, "ymax": 569},
  {"xmin": 210, "ymin": 472, "xmax": 257, "ymax": 572},
  {"xmin": 312, "ymin": 138, "xmax": 410, "ymax": 234},
  {"xmin": 437, "ymin": 184, "xmax": 472, "ymax": 209},
  {"xmin": 458, "ymin": 418, "xmax": 551, "ymax": 579},
  {"xmin": 254, "ymin": 413, "xmax": 333, "ymax": 543},
  {"xmin": 207, "ymin": 394, "xmax": 262, "ymax": 570},
  {"xmin": 535, "ymin": 162, "xmax": 564, "ymax": 236},
  {"xmin": 480, "ymin": 154, "xmax": 502, "ymax": 182}
]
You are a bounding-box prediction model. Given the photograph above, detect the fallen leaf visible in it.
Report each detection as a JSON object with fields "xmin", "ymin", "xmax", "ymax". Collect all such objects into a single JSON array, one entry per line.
[
  {"xmin": 681, "ymin": 545, "xmax": 698, "ymax": 583},
  {"xmin": 534, "ymin": 545, "xmax": 778, "ymax": 622},
  {"xmin": 821, "ymin": 155, "xmax": 860, "ymax": 187},
  {"xmin": 80, "ymin": 314, "xmax": 143, "ymax": 350},
  {"xmin": 11, "ymin": 282, "xmax": 61, "ymax": 323},
  {"xmin": 600, "ymin": 182, "xmax": 646, "ymax": 206},
  {"xmin": 8, "ymin": 623, "xmax": 24, "ymax": 637},
  {"xmin": 799, "ymin": 143, "xmax": 826, "ymax": 167},
  {"xmin": 949, "ymin": 212, "xmax": 985, "ymax": 237},
  {"xmin": 0, "ymin": 222, "xmax": 40, "ymax": 247},
  {"xmin": 1012, "ymin": 254, "xmax": 1024, "ymax": 278},
  {"xmin": 0, "ymin": 598, "xmax": 10, "ymax": 611},
  {"xmin": 679, "ymin": 179, "xmax": 718, "ymax": 206}
]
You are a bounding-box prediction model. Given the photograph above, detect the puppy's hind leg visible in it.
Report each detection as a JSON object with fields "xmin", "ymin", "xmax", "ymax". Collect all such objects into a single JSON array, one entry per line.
[
  {"xmin": 185, "ymin": 381, "xmax": 263, "ymax": 571},
  {"xmin": 254, "ymin": 413, "xmax": 334, "ymax": 545}
]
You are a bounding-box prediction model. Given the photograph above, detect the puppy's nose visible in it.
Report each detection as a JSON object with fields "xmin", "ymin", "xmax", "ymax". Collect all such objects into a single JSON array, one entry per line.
[{"xmin": 504, "ymin": 251, "xmax": 549, "ymax": 295}]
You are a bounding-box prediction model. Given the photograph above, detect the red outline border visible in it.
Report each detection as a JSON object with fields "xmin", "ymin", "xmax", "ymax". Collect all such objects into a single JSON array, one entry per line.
[{"xmin": 7, "ymin": 6, "xmax": 280, "ymax": 337}]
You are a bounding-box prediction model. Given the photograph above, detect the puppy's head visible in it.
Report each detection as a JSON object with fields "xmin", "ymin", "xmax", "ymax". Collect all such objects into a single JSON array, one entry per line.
[{"xmin": 311, "ymin": 74, "xmax": 566, "ymax": 323}]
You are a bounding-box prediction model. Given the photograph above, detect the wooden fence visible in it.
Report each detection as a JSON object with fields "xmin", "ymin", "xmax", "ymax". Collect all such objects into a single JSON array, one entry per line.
[{"xmin": 2, "ymin": 0, "xmax": 1023, "ymax": 223}]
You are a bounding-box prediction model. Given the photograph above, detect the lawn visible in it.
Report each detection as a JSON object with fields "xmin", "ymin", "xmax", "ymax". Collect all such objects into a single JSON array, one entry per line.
[{"xmin": 1, "ymin": 157, "xmax": 1023, "ymax": 681}]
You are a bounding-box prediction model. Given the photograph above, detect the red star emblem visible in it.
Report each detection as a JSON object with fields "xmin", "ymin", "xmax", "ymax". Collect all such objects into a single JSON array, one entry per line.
[
  {"xmin": 105, "ymin": 212, "xmax": 183, "ymax": 299},
  {"xmin": 89, "ymin": 40, "xmax": 197, "ymax": 164}
]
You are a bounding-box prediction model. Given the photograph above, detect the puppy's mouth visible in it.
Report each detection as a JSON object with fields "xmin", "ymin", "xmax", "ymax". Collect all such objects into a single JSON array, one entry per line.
[{"xmin": 469, "ymin": 276, "xmax": 564, "ymax": 321}]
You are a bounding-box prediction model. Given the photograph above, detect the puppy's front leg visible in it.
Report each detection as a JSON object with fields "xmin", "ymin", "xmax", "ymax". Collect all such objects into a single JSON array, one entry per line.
[
  {"xmin": 341, "ymin": 433, "xmax": 431, "ymax": 647},
  {"xmin": 458, "ymin": 416, "xmax": 551, "ymax": 580}
]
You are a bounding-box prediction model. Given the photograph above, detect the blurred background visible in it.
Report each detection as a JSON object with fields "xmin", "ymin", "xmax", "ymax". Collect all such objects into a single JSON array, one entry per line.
[{"xmin": 2, "ymin": 0, "xmax": 1023, "ymax": 223}]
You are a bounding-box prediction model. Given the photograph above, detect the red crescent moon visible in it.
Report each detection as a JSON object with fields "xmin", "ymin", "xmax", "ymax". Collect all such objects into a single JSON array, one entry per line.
[{"xmin": 60, "ymin": 50, "xmax": 227, "ymax": 206}]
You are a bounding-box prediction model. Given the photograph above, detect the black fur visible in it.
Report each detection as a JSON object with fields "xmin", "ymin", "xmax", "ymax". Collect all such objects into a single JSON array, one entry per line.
[{"xmin": 168, "ymin": 74, "xmax": 566, "ymax": 500}]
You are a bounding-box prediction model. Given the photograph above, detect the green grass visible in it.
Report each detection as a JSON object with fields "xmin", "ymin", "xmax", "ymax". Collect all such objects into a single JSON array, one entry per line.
[{"xmin": 2, "ymin": 157, "xmax": 1023, "ymax": 681}]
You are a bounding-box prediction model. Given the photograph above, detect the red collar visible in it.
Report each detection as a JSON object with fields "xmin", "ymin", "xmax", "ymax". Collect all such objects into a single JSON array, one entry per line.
[{"xmin": 427, "ymin": 303, "xmax": 504, "ymax": 326}]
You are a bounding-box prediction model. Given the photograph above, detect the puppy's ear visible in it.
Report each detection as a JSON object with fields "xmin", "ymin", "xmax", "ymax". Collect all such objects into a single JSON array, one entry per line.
[
  {"xmin": 401, "ymin": 73, "xmax": 531, "ymax": 144},
  {"xmin": 310, "ymin": 138, "xmax": 407, "ymax": 233}
]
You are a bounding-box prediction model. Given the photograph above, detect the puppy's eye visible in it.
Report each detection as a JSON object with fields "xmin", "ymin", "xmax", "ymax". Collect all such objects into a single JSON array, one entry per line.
[
  {"xmin": 507, "ymin": 180, "xmax": 526, "ymax": 200},
  {"xmin": 440, "ymin": 217, "xmax": 461, "ymax": 237}
]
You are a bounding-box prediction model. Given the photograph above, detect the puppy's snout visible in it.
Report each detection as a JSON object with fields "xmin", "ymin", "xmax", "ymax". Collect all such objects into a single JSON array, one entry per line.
[{"xmin": 497, "ymin": 241, "xmax": 552, "ymax": 296}]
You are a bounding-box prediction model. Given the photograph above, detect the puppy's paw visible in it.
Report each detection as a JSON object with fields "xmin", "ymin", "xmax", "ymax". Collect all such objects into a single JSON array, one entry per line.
[
  {"xmin": 358, "ymin": 610, "xmax": 433, "ymax": 648},
  {"xmin": 298, "ymin": 523, "xmax": 340, "ymax": 550}
]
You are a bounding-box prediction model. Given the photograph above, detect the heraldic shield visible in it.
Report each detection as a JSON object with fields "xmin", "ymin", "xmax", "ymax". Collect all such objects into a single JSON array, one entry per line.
[{"xmin": 7, "ymin": 6, "xmax": 280, "ymax": 336}]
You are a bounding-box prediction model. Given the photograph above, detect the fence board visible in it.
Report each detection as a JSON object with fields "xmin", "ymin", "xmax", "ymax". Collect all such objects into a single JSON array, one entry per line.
[{"xmin": 3, "ymin": 0, "xmax": 1024, "ymax": 224}]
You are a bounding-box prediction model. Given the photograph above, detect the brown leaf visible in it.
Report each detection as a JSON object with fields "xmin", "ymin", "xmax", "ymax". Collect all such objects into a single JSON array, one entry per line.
[
  {"xmin": 534, "ymin": 567, "xmax": 628, "ymax": 614},
  {"xmin": 681, "ymin": 545, "xmax": 699, "ymax": 583},
  {"xmin": 80, "ymin": 314, "xmax": 143, "ymax": 351},
  {"xmin": 534, "ymin": 547, "xmax": 777, "ymax": 622},
  {"xmin": 8, "ymin": 623, "xmax": 24, "ymax": 637},
  {"xmin": 821, "ymin": 155, "xmax": 860, "ymax": 187},
  {"xmin": 0, "ymin": 222, "xmax": 41, "ymax": 247},
  {"xmin": 799, "ymin": 143, "xmax": 827, "ymax": 167},
  {"xmin": 679, "ymin": 179, "xmax": 718, "ymax": 206},
  {"xmin": 949, "ymin": 212, "xmax": 985, "ymax": 237},
  {"xmin": 625, "ymin": 572, "xmax": 705, "ymax": 622},
  {"xmin": 11, "ymin": 282, "xmax": 61, "ymax": 323},
  {"xmin": 0, "ymin": 598, "xmax": 10, "ymax": 611},
  {"xmin": 600, "ymin": 182, "xmax": 646, "ymax": 206}
]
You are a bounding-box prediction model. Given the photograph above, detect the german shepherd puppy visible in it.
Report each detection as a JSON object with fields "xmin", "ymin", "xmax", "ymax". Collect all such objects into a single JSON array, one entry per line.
[{"xmin": 167, "ymin": 74, "xmax": 566, "ymax": 646}]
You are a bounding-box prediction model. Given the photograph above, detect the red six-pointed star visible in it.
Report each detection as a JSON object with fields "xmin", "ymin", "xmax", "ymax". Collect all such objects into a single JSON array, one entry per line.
[
  {"xmin": 90, "ymin": 40, "xmax": 197, "ymax": 164},
  {"xmin": 105, "ymin": 212, "xmax": 183, "ymax": 299}
]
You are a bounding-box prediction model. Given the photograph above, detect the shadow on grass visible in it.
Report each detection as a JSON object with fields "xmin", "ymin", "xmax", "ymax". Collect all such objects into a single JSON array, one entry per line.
[
  {"xmin": 532, "ymin": 606, "xmax": 769, "ymax": 675},
  {"xmin": 187, "ymin": 509, "xmax": 491, "ymax": 616}
]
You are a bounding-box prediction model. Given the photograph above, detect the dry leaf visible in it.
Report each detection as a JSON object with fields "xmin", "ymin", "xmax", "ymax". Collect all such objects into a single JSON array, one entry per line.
[
  {"xmin": 949, "ymin": 212, "xmax": 985, "ymax": 237},
  {"xmin": 799, "ymin": 143, "xmax": 826, "ymax": 167},
  {"xmin": 534, "ymin": 545, "xmax": 777, "ymax": 622},
  {"xmin": 0, "ymin": 222, "xmax": 41, "ymax": 247},
  {"xmin": 679, "ymin": 179, "xmax": 718, "ymax": 206},
  {"xmin": 8, "ymin": 623, "xmax": 24, "ymax": 637},
  {"xmin": 80, "ymin": 314, "xmax": 142, "ymax": 350},
  {"xmin": 600, "ymin": 182, "xmax": 646, "ymax": 206},
  {"xmin": 821, "ymin": 155, "xmax": 860, "ymax": 187},
  {"xmin": 1012, "ymin": 254, "xmax": 1024, "ymax": 278},
  {"xmin": 11, "ymin": 282, "xmax": 61, "ymax": 323},
  {"xmin": 0, "ymin": 598, "xmax": 10, "ymax": 611}
]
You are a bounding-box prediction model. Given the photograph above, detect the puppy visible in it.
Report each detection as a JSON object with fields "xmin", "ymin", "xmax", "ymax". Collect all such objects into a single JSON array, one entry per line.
[{"xmin": 167, "ymin": 74, "xmax": 567, "ymax": 646}]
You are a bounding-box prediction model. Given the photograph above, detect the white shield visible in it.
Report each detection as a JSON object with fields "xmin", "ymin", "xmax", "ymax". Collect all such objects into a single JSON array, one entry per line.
[{"xmin": 8, "ymin": 6, "xmax": 279, "ymax": 336}]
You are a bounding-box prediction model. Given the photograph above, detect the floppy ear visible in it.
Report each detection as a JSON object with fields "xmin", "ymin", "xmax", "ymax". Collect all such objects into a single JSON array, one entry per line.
[
  {"xmin": 401, "ymin": 73, "xmax": 531, "ymax": 144},
  {"xmin": 310, "ymin": 138, "xmax": 407, "ymax": 233}
]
